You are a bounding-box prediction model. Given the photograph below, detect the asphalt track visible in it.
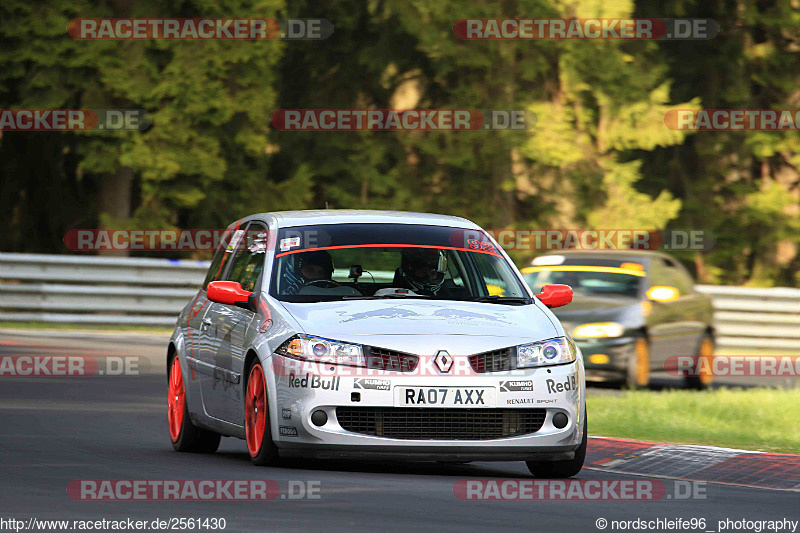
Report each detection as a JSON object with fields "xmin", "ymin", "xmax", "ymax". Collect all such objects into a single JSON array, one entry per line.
[{"xmin": 0, "ymin": 331, "xmax": 798, "ymax": 533}]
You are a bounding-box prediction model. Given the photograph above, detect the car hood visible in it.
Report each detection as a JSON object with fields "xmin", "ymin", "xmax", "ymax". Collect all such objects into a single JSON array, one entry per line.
[
  {"xmin": 278, "ymin": 299, "xmax": 559, "ymax": 342},
  {"xmin": 552, "ymin": 294, "xmax": 639, "ymax": 328}
]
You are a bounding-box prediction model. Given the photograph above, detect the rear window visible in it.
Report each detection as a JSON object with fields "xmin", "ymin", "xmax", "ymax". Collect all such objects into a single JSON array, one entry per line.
[{"xmin": 522, "ymin": 265, "xmax": 643, "ymax": 298}]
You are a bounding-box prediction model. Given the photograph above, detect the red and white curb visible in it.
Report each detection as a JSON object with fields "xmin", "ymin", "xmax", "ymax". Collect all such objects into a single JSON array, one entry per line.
[{"xmin": 587, "ymin": 437, "xmax": 800, "ymax": 491}]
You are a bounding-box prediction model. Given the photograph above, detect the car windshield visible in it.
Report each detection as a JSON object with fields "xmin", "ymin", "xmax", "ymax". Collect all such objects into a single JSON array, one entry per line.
[
  {"xmin": 270, "ymin": 223, "xmax": 530, "ymax": 303},
  {"xmin": 522, "ymin": 266, "xmax": 643, "ymax": 298}
]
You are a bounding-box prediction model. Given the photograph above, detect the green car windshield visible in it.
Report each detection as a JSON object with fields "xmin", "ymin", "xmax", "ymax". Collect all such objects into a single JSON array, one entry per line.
[{"xmin": 521, "ymin": 265, "xmax": 643, "ymax": 298}]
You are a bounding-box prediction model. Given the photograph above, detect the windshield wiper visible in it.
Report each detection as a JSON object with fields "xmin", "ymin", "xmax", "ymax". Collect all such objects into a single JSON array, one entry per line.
[{"xmin": 470, "ymin": 296, "xmax": 531, "ymax": 304}]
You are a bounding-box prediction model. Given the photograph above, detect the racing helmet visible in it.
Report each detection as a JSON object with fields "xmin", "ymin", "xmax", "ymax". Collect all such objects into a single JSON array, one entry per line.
[
  {"xmin": 296, "ymin": 250, "xmax": 334, "ymax": 282},
  {"xmin": 399, "ymin": 248, "xmax": 446, "ymax": 293}
]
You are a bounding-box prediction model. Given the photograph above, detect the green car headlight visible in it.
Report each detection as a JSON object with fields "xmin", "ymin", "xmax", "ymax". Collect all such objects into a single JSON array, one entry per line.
[{"xmin": 572, "ymin": 322, "xmax": 624, "ymax": 339}]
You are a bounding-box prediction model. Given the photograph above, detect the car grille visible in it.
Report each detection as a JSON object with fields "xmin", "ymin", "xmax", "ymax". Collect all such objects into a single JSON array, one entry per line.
[
  {"xmin": 365, "ymin": 346, "xmax": 419, "ymax": 372},
  {"xmin": 336, "ymin": 407, "xmax": 546, "ymax": 440},
  {"xmin": 469, "ymin": 347, "xmax": 514, "ymax": 373}
]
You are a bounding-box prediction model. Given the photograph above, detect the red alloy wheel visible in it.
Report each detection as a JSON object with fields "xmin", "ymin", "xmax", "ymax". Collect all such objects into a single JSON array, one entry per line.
[
  {"xmin": 245, "ymin": 364, "xmax": 267, "ymax": 456},
  {"xmin": 168, "ymin": 357, "xmax": 185, "ymax": 443}
]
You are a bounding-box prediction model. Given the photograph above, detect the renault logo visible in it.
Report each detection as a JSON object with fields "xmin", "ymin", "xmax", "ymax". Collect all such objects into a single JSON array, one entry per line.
[{"xmin": 434, "ymin": 350, "xmax": 453, "ymax": 373}]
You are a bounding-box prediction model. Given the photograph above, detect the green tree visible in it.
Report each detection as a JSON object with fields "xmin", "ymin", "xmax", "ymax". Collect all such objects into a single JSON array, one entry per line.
[
  {"xmin": 636, "ymin": 0, "xmax": 800, "ymax": 285},
  {"xmin": 0, "ymin": 0, "xmax": 285, "ymax": 255}
]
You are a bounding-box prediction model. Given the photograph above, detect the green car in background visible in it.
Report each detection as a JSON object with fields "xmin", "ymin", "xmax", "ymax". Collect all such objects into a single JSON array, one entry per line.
[{"xmin": 520, "ymin": 250, "xmax": 715, "ymax": 389}]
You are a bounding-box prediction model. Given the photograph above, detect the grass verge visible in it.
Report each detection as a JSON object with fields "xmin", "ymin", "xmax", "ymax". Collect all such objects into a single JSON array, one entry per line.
[{"xmin": 588, "ymin": 387, "xmax": 800, "ymax": 454}]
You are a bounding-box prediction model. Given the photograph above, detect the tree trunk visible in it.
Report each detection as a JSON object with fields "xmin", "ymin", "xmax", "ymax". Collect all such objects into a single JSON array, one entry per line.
[{"xmin": 98, "ymin": 166, "xmax": 133, "ymax": 256}]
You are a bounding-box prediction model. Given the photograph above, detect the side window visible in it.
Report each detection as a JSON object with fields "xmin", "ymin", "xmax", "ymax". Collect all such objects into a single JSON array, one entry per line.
[
  {"xmin": 202, "ymin": 227, "xmax": 239, "ymax": 290},
  {"xmin": 647, "ymin": 260, "xmax": 668, "ymax": 288},
  {"xmin": 225, "ymin": 223, "xmax": 268, "ymax": 293},
  {"xmin": 667, "ymin": 260, "xmax": 695, "ymax": 295},
  {"xmin": 470, "ymin": 253, "xmax": 526, "ymax": 297},
  {"xmin": 655, "ymin": 258, "xmax": 692, "ymax": 297},
  {"xmin": 444, "ymin": 250, "xmax": 466, "ymax": 287}
]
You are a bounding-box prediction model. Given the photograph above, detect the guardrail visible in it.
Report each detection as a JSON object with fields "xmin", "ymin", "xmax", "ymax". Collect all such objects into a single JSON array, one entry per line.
[
  {"xmin": 0, "ymin": 254, "xmax": 797, "ymax": 351},
  {"xmin": 0, "ymin": 253, "xmax": 208, "ymax": 326},
  {"xmin": 695, "ymin": 285, "xmax": 799, "ymax": 351}
]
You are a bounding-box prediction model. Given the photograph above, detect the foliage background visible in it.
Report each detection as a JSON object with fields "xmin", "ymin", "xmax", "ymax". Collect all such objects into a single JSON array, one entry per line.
[{"xmin": 1, "ymin": 0, "xmax": 798, "ymax": 286}]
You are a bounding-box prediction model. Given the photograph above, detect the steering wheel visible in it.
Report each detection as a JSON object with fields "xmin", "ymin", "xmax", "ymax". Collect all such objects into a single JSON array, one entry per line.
[{"xmin": 304, "ymin": 279, "xmax": 341, "ymax": 289}]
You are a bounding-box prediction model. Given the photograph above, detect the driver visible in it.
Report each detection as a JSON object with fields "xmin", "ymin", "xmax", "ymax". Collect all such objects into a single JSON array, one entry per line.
[
  {"xmin": 393, "ymin": 248, "xmax": 446, "ymax": 294},
  {"xmin": 283, "ymin": 250, "xmax": 334, "ymax": 294},
  {"xmin": 298, "ymin": 250, "xmax": 334, "ymax": 282}
]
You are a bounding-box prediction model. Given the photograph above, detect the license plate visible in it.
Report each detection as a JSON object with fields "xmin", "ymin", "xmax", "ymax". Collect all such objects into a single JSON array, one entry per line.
[{"xmin": 394, "ymin": 387, "xmax": 495, "ymax": 407}]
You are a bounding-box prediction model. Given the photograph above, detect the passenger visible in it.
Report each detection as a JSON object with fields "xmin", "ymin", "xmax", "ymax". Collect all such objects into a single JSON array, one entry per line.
[
  {"xmin": 283, "ymin": 250, "xmax": 335, "ymax": 294},
  {"xmin": 393, "ymin": 248, "xmax": 446, "ymax": 295}
]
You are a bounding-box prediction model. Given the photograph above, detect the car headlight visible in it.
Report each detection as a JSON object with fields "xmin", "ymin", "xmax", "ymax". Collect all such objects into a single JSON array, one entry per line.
[
  {"xmin": 517, "ymin": 337, "xmax": 576, "ymax": 368},
  {"xmin": 572, "ymin": 322, "xmax": 624, "ymax": 338},
  {"xmin": 276, "ymin": 335, "xmax": 365, "ymax": 367}
]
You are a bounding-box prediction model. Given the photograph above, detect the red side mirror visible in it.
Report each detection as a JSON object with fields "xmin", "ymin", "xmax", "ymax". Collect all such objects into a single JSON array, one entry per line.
[
  {"xmin": 207, "ymin": 281, "xmax": 253, "ymax": 306},
  {"xmin": 537, "ymin": 284, "xmax": 573, "ymax": 309}
]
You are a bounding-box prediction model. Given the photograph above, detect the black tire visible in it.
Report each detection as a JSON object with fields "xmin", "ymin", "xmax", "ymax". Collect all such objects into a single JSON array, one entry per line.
[
  {"xmin": 172, "ymin": 409, "xmax": 222, "ymax": 453},
  {"xmin": 685, "ymin": 333, "xmax": 715, "ymax": 390},
  {"xmin": 526, "ymin": 412, "xmax": 587, "ymax": 478},
  {"xmin": 169, "ymin": 356, "xmax": 221, "ymax": 453},
  {"xmin": 244, "ymin": 361, "xmax": 279, "ymax": 466}
]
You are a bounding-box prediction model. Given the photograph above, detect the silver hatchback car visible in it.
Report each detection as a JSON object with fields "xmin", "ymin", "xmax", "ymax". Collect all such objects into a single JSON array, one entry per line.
[{"xmin": 167, "ymin": 210, "xmax": 586, "ymax": 477}]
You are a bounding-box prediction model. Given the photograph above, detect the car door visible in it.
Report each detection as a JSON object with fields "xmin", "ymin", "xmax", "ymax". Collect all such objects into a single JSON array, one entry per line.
[
  {"xmin": 199, "ymin": 222, "xmax": 268, "ymax": 423},
  {"xmin": 644, "ymin": 258, "xmax": 685, "ymax": 367},
  {"xmin": 662, "ymin": 259, "xmax": 709, "ymax": 370},
  {"xmin": 186, "ymin": 227, "xmax": 236, "ymax": 376},
  {"xmin": 195, "ymin": 224, "xmax": 246, "ymax": 420}
]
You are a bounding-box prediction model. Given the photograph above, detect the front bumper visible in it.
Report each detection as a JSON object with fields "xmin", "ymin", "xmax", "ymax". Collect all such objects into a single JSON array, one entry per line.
[
  {"xmin": 267, "ymin": 355, "xmax": 585, "ymax": 461},
  {"xmin": 577, "ymin": 337, "xmax": 636, "ymax": 381},
  {"xmin": 277, "ymin": 443, "xmax": 578, "ymax": 462}
]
